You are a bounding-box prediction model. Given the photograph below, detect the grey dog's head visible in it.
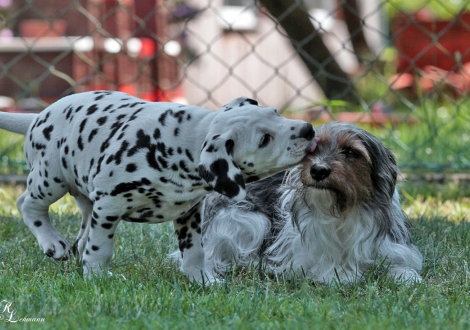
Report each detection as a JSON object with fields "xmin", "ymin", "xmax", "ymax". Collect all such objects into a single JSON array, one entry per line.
[
  {"xmin": 297, "ymin": 122, "xmax": 397, "ymax": 218},
  {"xmin": 198, "ymin": 97, "xmax": 316, "ymax": 201}
]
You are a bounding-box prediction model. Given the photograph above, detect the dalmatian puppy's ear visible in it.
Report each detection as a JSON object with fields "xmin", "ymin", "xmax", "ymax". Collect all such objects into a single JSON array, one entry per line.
[
  {"xmin": 198, "ymin": 133, "xmax": 246, "ymax": 201},
  {"xmin": 220, "ymin": 97, "xmax": 258, "ymax": 111}
]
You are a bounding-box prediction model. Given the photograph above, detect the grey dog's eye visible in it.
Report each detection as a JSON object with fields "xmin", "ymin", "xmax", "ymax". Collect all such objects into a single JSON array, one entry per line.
[
  {"xmin": 342, "ymin": 147, "xmax": 361, "ymax": 159},
  {"xmin": 259, "ymin": 134, "xmax": 272, "ymax": 148}
]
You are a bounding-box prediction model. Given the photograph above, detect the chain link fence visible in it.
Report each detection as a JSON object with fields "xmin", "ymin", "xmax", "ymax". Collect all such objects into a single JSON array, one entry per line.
[{"xmin": 0, "ymin": 0, "xmax": 469, "ymax": 174}]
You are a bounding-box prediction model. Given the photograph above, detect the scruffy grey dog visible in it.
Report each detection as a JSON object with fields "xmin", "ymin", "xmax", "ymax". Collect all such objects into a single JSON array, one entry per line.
[{"xmin": 200, "ymin": 122, "xmax": 422, "ymax": 284}]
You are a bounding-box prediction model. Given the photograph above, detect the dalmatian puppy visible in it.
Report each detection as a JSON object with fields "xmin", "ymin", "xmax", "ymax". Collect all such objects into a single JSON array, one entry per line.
[{"xmin": 0, "ymin": 91, "xmax": 316, "ymax": 283}]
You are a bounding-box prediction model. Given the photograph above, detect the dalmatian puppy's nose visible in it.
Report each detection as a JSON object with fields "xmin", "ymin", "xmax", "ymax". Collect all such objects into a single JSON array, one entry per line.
[{"xmin": 299, "ymin": 123, "xmax": 315, "ymax": 141}]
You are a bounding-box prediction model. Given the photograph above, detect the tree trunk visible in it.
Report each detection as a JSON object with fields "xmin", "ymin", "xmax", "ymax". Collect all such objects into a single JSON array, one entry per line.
[
  {"xmin": 341, "ymin": 0, "xmax": 376, "ymax": 64},
  {"xmin": 258, "ymin": 0, "xmax": 357, "ymax": 103}
]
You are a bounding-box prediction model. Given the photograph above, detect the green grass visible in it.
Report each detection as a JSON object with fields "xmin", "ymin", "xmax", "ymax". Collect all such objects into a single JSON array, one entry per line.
[{"xmin": 0, "ymin": 183, "xmax": 469, "ymax": 329}]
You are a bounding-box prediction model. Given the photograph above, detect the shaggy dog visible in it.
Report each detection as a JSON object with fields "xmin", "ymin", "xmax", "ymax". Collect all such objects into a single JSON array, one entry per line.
[{"xmin": 200, "ymin": 122, "xmax": 422, "ymax": 283}]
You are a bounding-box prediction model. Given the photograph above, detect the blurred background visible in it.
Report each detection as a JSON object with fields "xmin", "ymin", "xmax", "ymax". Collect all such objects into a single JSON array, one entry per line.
[{"xmin": 0, "ymin": 0, "xmax": 469, "ymax": 176}]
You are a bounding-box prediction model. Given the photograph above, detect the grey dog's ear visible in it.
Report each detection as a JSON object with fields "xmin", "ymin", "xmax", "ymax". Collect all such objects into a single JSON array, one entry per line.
[
  {"xmin": 220, "ymin": 97, "xmax": 258, "ymax": 111},
  {"xmin": 198, "ymin": 132, "xmax": 246, "ymax": 201},
  {"xmin": 361, "ymin": 131, "xmax": 398, "ymax": 201}
]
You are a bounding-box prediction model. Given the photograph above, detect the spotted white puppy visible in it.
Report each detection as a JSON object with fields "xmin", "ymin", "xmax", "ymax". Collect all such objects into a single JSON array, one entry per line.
[{"xmin": 0, "ymin": 91, "xmax": 316, "ymax": 283}]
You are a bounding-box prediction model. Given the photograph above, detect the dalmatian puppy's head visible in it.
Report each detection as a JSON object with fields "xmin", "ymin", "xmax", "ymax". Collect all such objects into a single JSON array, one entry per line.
[{"xmin": 198, "ymin": 97, "xmax": 316, "ymax": 201}]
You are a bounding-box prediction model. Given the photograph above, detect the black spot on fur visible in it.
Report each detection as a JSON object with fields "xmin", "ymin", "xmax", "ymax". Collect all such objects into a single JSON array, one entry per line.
[
  {"xmin": 42, "ymin": 125, "xmax": 54, "ymax": 140},
  {"xmin": 113, "ymin": 140, "xmax": 129, "ymax": 165},
  {"xmin": 146, "ymin": 146, "xmax": 162, "ymax": 171},
  {"xmin": 156, "ymin": 142, "xmax": 167, "ymax": 158},
  {"xmin": 126, "ymin": 163, "xmax": 137, "ymax": 172},
  {"xmin": 198, "ymin": 165, "xmax": 215, "ymax": 182},
  {"xmin": 110, "ymin": 178, "xmax": 151, "ymax": 196},
  {"xmin": 185, "ymin": 149, "xmax": 194, "ymax": 162},
  {"xmin": 127, "ymin": 129, "xmax": 151, "ymax": 156},
  {"xmin": 245, "ymin": 98, "xmax": 258, "ymax": 105},
  {"xmin": 179, "ymin": 160, "xmax": 190, "ymax": 173},
  {"xmin": 79, "ymin": 118, "xmax": 87, "ymax": 133},
  {"xmin": 225, "ymin": 139, "xmax": 234, "ymax": 155},
  {"xmin": 65, "ymin": 106, "xmax": 74, "ymax": 120},
  {"xmin": 97, "ymin": 116, "xmax": 108, "ymax": 126},
  {"xmin": 61, "ymin": 157, "xmax": 68, "ymax": 169},
  {"xmin": 158, "ymin": 109, "xmax": 172, "ymax": 126},
  {"xmin": 88, "ymin": 129, "xmax": 98, "ymax": 142},
  {"xmin": 77, "ymin": 135, "xmax": 84, "ymax": 151},
  {"xmin": 206, "ymin": 145, "xmax": 216, "ymax": 153},
  {"xmin": 86, "ymin": 104, "xmax": 99, "ymax": 115},
  {"xmin": 211, "ymin": 159, "xmax": 244, "ymax": 198},
  {"xmin": 153, "ymin": 128, "xmax": 161, "ymax": 140}
]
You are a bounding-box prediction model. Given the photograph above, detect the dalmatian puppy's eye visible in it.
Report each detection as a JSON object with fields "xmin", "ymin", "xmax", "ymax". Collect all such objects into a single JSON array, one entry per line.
[{"xmin": 259, "ymin": 134, "xmax": 272, "ymax": 148}]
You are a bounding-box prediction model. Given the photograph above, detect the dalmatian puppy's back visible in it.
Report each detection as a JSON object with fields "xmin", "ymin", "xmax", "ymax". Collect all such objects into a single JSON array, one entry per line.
[
  {"xmin": 1, "ymin": 91, "xmax": 316, "ymax": 283},
  {"xmin": 25, "ymin": 91, "xmax": 213, "ymax": 221}
]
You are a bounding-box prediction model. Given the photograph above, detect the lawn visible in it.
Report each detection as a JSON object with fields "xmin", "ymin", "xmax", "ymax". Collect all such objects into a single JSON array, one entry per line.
[{"xmin": 0, "ymin": 180, "xmax": 469, "ymax": 329}]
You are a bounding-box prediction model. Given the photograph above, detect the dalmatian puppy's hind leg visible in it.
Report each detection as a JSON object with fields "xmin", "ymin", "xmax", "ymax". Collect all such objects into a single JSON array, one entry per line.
[
  {"xmin": 17, "ymin": 172, "xmax": 71, "ymax": 260},
  {"xmin": 71, "ymin": 194, "xmax": 93, "ymax": 259},
  {"xmin": 174, "ymin": 203, "xmax": 218, "ymax": 284}
]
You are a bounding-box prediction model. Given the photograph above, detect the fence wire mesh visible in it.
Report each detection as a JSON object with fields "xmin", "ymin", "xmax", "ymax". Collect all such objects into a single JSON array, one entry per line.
[{"xmin": 0, "ymin": 0, "xmax": 469, "ymax": 174}]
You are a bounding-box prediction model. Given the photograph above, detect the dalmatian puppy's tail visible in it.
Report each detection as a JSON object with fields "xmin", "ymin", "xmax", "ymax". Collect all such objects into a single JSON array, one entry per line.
[{"xmin": 0, "ymin": 112, "xmax": 38, "ymax": 135}]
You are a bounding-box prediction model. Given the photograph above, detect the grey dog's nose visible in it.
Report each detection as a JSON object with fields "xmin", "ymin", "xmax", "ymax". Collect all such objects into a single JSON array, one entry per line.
[
  {"xmin": 310, "ymin": 163, "xmax": 331, "ymax": 181},
  {"xmin": 299, "ymin": 123, "xmax": 315, "ymax": 141}
]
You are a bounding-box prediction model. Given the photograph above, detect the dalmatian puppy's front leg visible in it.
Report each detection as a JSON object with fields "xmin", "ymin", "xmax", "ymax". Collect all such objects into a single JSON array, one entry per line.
[
  {"xmin": 174, "ymin": 202, "xmax": 217, "ymax": 284},
  {"xmin": 81, "ymin": 195, "xmax": 121, "ymax": 278}
]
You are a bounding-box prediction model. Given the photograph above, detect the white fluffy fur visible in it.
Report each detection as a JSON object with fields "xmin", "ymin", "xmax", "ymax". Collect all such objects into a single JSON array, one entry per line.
[
  {"xmin": 202, "ymin": 201, "xmax": 270, "ymax": 274},
  {"xmin": 266, "ymin": 186, "xmax": 422, "ymax": 283}
]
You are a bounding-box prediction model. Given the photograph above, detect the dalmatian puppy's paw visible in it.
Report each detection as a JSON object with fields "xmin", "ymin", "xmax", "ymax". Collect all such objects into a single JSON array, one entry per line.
[
  {"xmin": 39, "ymin": 234, "xmax": 70, "ymax": 261},
  {"xmin": 189, "ymin": 270, "xmax": 221, "ymax": 286},
  {"xmin": 82, "ymin": 263, "xmax": 108, "ymax": 280}
]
